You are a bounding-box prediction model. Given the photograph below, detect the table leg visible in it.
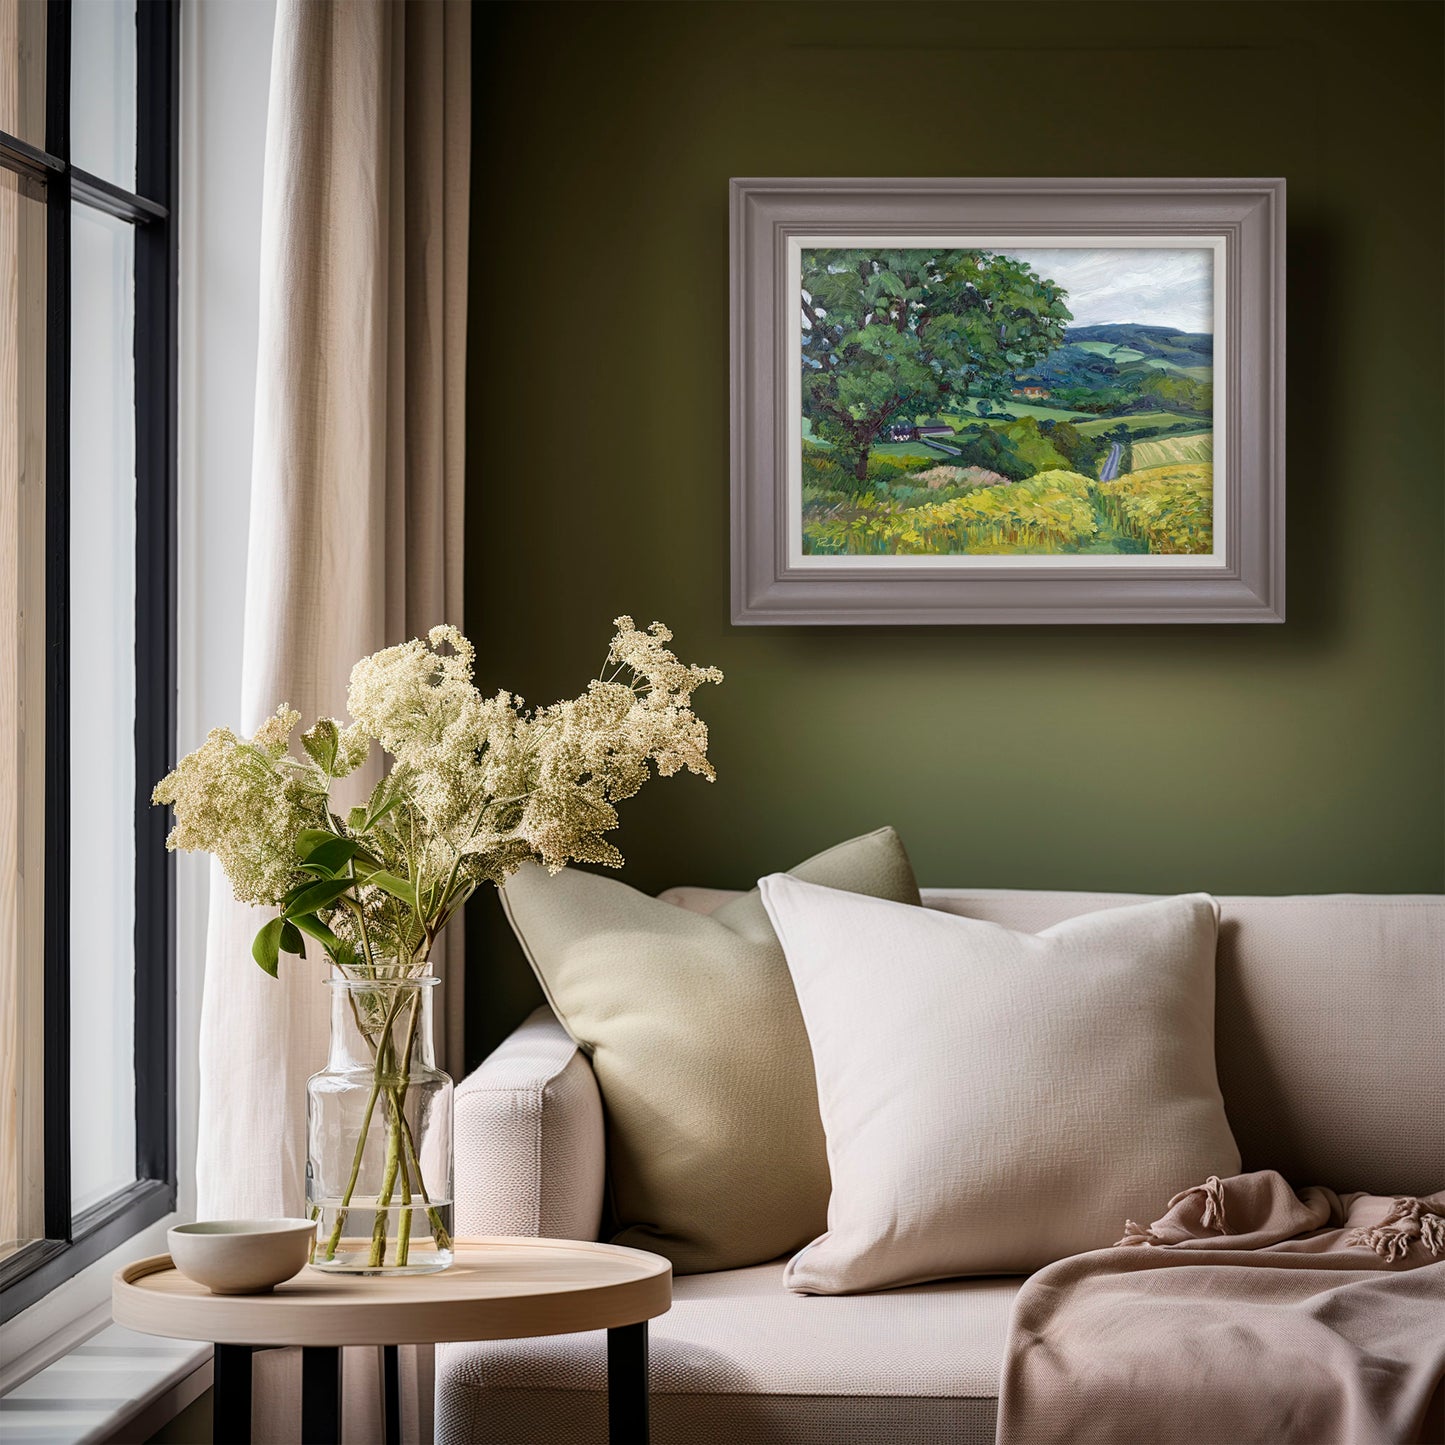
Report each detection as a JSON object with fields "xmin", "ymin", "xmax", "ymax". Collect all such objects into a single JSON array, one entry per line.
[
  {"xmin": 383, "ymin": 1344, "xmax": 402, "ymax": 1445},
  {"xmin": 301, "ymin": 1346, "xmax": 342, "ymax": 1444},
  {"xmin": 607, "ymin": 1322, "xmax": 650, "ymax": 1445},
  {"xmin": 212, "ymin": 1345, "xmax": 252, "ymax": 1445}
]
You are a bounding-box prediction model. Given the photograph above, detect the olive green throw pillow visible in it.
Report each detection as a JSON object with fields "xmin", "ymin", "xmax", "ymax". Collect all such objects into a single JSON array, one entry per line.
[{"xmin": 499, "ymin": 827, "xmax": 920, "ymax": 1275}]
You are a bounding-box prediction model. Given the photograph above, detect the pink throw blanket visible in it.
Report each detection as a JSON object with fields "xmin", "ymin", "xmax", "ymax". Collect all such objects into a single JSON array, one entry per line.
[{"xmin": 996, "ymin": 1171, "xmax": 1445, "ymax": 1445}]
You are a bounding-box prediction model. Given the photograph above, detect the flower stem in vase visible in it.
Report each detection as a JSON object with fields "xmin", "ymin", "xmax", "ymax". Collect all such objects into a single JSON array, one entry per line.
[
  {"xmin": 396, "ymin": 1106, "xmax": 453, "ymax": 1252},
  {"xmin": 368, "ymin": 1099, "xmax": 403, "ymax": 1268},
  {"xmin": 322, "ymin": 1069, "xmax": 383, "ymax": 1261},
  {"xmin": 396, "ymin": 1145, "xmax": 414, "ymax": 1268}
]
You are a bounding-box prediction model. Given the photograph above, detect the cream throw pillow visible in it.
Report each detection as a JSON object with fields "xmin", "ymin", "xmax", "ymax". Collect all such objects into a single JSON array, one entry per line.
[
  {"xmin": 759, "ymin": 877, "xmax": 1240, "ymax": 1294},
  {"xmin": 500, "ymin": 828, "xmax": 920, "ymax": 1274}
]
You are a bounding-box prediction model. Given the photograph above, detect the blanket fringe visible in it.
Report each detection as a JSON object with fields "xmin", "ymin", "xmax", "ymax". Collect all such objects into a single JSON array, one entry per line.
[
  {"xmin": 1199, "ymin": 1176, "xmax": 1228, "ymax": 1232},
  {"xmin": 1116, "ymin": 1176, "xmax": 1229, "ymax": 1247},
  {"xmin": 1344, "ymin": 1196, "xmax": 1445, "ymax": 1261},
  {"xmin": 1118, "ymin": 1219, "xmax": 1160, "ymax": 1247}
]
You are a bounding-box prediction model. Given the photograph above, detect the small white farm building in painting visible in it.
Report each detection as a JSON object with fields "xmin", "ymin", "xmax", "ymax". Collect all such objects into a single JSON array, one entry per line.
[{"xmin": 887, "ymin": 419, "xmax": 953, "ymax": 442}]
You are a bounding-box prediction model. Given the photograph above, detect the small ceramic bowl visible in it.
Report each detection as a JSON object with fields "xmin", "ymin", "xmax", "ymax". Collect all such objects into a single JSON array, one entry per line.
[{"xmin": 167, "ymin": 1219, "xmax": 316, "ymax": 1295}]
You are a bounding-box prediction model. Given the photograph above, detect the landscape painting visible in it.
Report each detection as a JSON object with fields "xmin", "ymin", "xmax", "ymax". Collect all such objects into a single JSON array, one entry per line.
[{"xmin": 797, "ymin": 243, "xmax": 1218, "ymax": 560}]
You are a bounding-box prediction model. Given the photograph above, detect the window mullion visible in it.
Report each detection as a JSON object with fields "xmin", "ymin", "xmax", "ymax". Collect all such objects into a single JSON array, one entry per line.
[
  {"xmin": 132, "ymin": 0, "xmax": 177, "ymax": 1194},
  {"xmin": 40, "ymin": 0, "xmax": 73, "ymax": 1250}
]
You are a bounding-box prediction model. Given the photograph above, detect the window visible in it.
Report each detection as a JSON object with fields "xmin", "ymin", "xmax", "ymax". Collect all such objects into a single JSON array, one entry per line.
[{"xmin": 0, "ymin": 0, "xmax": 176, "ymax": 1321}]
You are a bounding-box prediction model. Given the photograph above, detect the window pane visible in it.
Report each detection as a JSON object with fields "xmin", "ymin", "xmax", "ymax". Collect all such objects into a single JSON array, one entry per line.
[
  {"xmin": 70, "ymin": 0, "xmax": 137, "ymax": 191},
  {"xmin": 69, "ymin": 203, "xmax": 137, "ymax": 1215},
  {"xmin": 0, "ymin": 0, "xmax": 46, "ymax": 152},
  {"xmin": 0, "ymin": 167, "xmax": 47, "ymax": 1260}
]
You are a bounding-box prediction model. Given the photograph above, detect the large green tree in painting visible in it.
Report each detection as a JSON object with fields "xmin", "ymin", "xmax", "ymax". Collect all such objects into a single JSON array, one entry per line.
[{"xmin": 801, "ymin": 250, "xmax": 1072, "ymax": 478}]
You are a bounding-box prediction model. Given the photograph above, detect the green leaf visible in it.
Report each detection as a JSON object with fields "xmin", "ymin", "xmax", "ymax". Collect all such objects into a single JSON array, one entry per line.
[
  {"xmin": 343, "ymin": 773, "xmax": 406, "ymax": 835},
  {"xmin": 487, "ymin": 799, "xmax": 525, "ymax": 833},
  {"xmin": 368, "ymin": 795, "xmax": 403, "ymax": 829},
  {"xmin": 280, "ymin": 920, "xmax": 305, "ymax": 956},
  {"xmin": 291, "ymin": 914, "xmax": 360, "ymax": 970},
  {"xmin": 371, "ymin": 770, "xmax": 409, "ymax": 821},
  {"xmin": 291, "ymin": 911, "xmax": 342, "ymax": 952},
  {"xmin": 280, "ymin": 874, "xmax": 329, "ymax": 910},
  {"xmin": 300, "ymin": 836, "xmax": 366, "ymax": 878},
  {"xmin": 252, "ymin": 917, "xmax": 285, "ymax": 977},
  {"xmin": 295, "ymin": 828, "xmax": 336, "ymax": 861},
  {"xmin": 283, "ymin": 877, "xmax": 358, "ymax": 918},
  {"xmin": 367, "ymin": 871, "xmax": 417, "ymax": 908},
  {"xmin": 301, "ymin": 718, "xmax": 339, "ymax": 772}
]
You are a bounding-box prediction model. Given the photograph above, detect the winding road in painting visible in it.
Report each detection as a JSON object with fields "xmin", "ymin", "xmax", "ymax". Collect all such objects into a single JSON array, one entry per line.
[{"xmin": 919, "ymin": 436, "xmax": 963, "ymax": 458}]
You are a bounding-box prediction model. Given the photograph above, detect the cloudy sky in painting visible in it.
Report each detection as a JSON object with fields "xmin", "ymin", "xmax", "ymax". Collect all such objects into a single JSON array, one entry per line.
[{"xmin": 1006, "ymin": 247, "xmax": 1214, "ymax": 332}]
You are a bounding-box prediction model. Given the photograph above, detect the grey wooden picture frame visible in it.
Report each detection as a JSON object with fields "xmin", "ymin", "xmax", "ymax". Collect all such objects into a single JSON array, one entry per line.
[{"xmin": 730, "ymin": 177, "xmax": 1285, "ymax": 625}]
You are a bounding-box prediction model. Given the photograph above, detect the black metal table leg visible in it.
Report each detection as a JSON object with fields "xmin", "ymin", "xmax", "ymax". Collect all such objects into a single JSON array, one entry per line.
[
  {"xmin": 383, "ymin": 1344, "xmax": 402, "ymax": 1445},
  {"xmin": 301, "ymin": 1346, "xmax": 343, "ymax": 1444},
  {"xmin": 607, "ymin": 1322, "xmax": 650, "ymax": 1445},
  {"xmin": 212, "ymin": 1345, "xmax": 253, "ymax": 1445}
]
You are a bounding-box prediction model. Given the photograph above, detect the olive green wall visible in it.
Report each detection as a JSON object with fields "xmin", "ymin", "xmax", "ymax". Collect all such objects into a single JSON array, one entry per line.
[{"xmin": 466, "ymin": 0, "xmax": 1444, "ymax": 1061}]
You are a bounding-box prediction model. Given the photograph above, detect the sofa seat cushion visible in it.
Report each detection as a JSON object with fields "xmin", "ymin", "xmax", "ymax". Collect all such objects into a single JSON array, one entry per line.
[{"xmin": 435, "ymin": 1261, "xmax": 1019, "ymax": 1444}]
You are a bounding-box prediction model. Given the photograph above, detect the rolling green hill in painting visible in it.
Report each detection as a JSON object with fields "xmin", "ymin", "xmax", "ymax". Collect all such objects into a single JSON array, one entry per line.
[
  {"xmin": 999, "ymin": 324, "xmax": 1213, "ymax": 420},
  {"xmin": 1064, "ymin": 323, "xmax": 1213, "ymax": 368}
]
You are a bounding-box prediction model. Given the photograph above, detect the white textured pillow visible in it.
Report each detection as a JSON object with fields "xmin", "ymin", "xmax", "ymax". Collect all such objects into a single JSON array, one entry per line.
[{"xmin": 759, "ymin": 876, "xmax": 1240, "ymax": 1294}]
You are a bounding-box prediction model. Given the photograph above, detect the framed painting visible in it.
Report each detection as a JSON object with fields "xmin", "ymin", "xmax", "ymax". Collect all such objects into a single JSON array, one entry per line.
[{"xmin": 730, "ymin": 177, "xmax": 1285, "ymax": 624}]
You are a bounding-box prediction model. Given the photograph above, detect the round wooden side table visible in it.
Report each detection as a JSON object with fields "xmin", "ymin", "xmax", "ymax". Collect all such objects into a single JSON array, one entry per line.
[{"xmin": 112, "ymin": 1235, "xmax": 672, "ymax": 1445}]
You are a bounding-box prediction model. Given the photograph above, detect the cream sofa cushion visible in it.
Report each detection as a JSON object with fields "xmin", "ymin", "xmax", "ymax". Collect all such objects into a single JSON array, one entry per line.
[
  {"xmin": 759, "ymin": 877, "xmax": 1241, "ymax": 1293},
  {"xmin": 437, "ymin": 1261, "xmax": 1016, "ymax": 1445},
  {"xmin": 499, "ymin": 828, "xmax": 920, "ymax": 1274}
]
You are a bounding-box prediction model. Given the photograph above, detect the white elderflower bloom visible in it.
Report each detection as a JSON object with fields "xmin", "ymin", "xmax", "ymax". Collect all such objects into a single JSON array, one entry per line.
[
  {"xmin": 154, "ymin": 618, "xmax": 721, "ymax": 974},
  {"xmin": 151, "ymin": 706, "xmax": 327, "ymax": 907}
]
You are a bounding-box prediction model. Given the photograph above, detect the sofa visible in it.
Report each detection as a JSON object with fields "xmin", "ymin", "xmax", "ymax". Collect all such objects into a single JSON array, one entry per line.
[{"xmin": 435, "ymin": 886, "xmax": 1444, "ymax": 1443}]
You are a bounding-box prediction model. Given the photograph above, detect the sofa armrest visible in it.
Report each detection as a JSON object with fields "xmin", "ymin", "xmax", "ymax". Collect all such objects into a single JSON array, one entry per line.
[{"xmin": 453, "ymin": 1006, "xmax": 605, "ymax": 1242}]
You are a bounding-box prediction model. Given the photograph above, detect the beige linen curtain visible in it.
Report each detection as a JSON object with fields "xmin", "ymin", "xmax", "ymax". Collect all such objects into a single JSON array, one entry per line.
[{"xmin": 195, "ymin": 1, "xmax": 469, "ymax": 1437}]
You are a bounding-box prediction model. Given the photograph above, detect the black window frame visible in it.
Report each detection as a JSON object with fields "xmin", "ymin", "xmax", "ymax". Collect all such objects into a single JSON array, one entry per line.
[{"xmin": 0, "ymin": 0, "xmax": 178, "ymax": 1323}]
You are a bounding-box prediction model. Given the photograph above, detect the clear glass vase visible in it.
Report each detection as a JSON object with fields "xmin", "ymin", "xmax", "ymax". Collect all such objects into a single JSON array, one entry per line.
[{"xmin": 307, "ymin": 976, "xmax": 454, "ymax": 1274}]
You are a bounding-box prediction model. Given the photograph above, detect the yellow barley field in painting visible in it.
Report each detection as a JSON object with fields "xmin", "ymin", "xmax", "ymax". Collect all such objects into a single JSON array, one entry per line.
[
  {"xmin": 1095, "ymin": 464, "xmax": 1213, "ymax": 554},
  {"xmin": 804, "ymin": 471, "xmax": 1100, "ymax": 556},
  {"xmin": 803, "ymin": 463, "xmax": 1214, "ymax": 557},
  {"xmin": 1131, "ymin": 431, "xmax": 1214, "ymax": 470}
]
